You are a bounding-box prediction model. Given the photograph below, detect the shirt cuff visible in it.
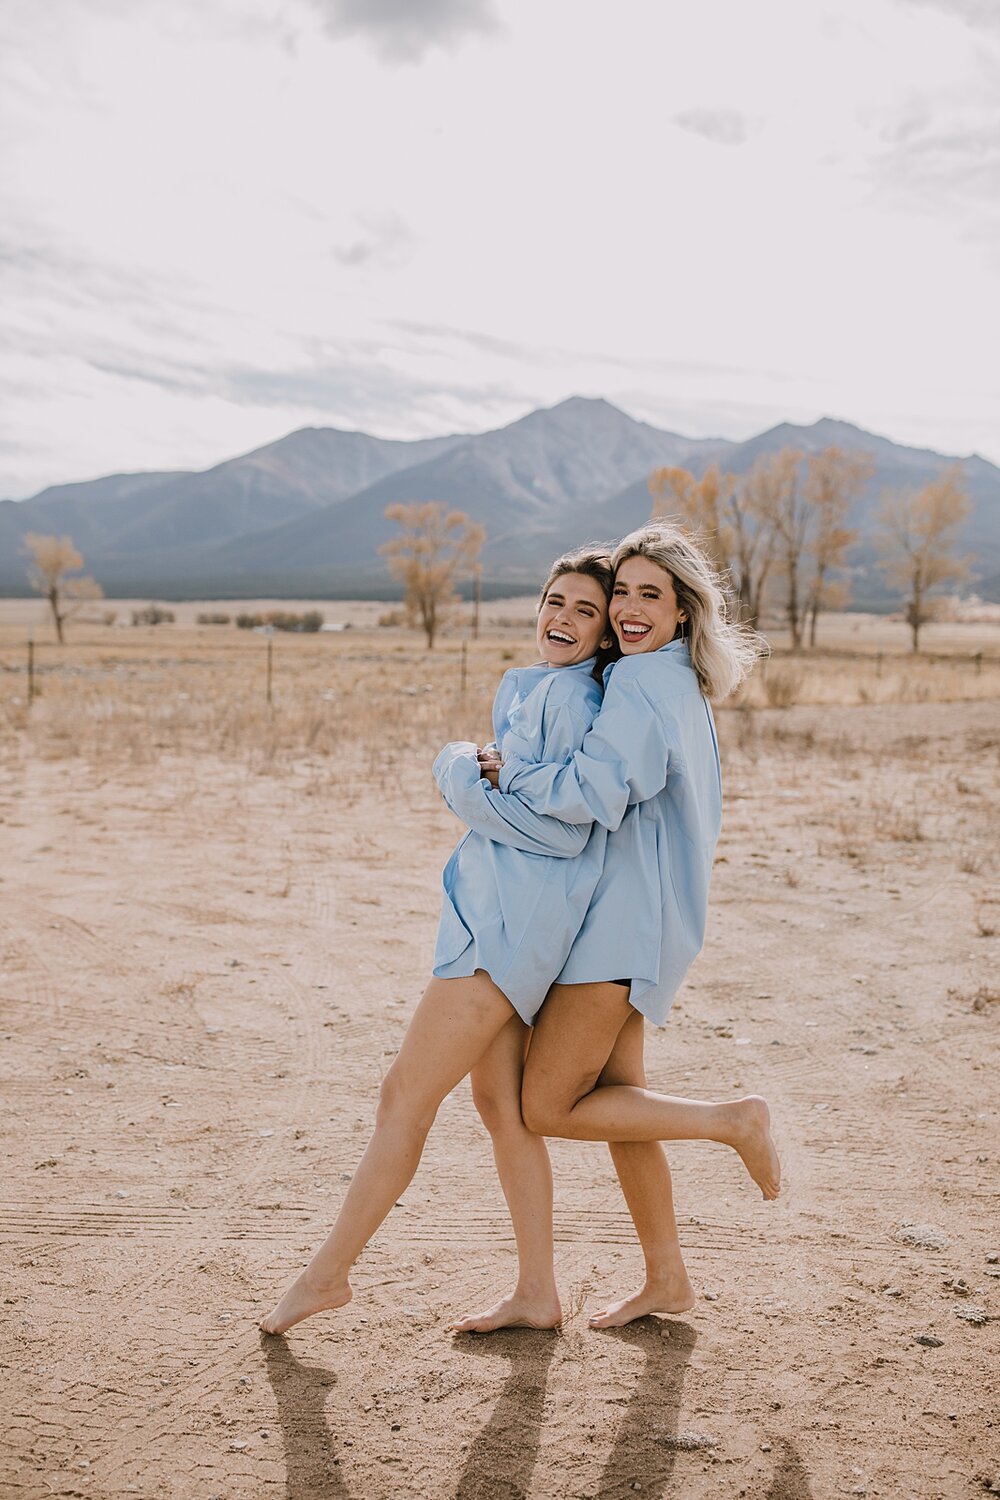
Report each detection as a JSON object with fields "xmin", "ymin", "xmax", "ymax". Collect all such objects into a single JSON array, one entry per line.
[{"xmin": 498, "ymin": 753, "xmax": 527, "ymax": 794}]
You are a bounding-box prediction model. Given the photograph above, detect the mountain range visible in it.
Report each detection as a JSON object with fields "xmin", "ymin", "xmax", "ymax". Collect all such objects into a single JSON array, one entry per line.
[{"xmin": 1, "ymin": 397, "xmax": 997, "ymax": 604}]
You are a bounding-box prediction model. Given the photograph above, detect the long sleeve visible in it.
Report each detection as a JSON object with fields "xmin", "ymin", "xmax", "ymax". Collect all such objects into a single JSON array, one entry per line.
[
  {"xmin": 498, "ymin": 670, "xmax": 680, "ymax": 830},
  {"xmin": 433, "ymin": 742, "xmax": 591, "ymax": 856}
]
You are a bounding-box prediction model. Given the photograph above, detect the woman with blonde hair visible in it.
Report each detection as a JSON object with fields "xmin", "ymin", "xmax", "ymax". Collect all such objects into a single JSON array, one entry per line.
[
  {"xmin": 262, "ymin": 522, "xmax": 779, "ymax": 1338},
  {"xmin": 470, "ymin": 518, "xmax": 780, "ymax": 1322},
  {"xmin": 262, "ymin": 545, "xmax": 695, "ymax": 1336}
]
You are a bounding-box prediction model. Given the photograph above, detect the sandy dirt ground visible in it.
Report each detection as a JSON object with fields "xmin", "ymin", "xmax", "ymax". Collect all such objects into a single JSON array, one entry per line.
[{"xmin": 1, "ymin": 618, "xmax": 999, "ymax": 1500}]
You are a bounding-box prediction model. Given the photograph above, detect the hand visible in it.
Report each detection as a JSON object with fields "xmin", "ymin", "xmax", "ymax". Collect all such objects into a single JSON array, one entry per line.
[
  {"xmin": 476, "ymin": 745, "xmax": 501, "ymax": 789},
  {"xmin": 480, "ymin": 762, "xmax": 501, "ymax": 789}
]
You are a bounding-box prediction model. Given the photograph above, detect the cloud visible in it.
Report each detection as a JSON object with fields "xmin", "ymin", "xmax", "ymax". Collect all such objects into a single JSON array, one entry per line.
[
  {"xmin": 214, "ymin": 354, "xmax": 520, "ymax": 427},
  {"xmin": 331, "ymin": 212, "xmax": 415, "ymax": 268},
  {"xmin": 874, "ymin": 110, "xmax": 1000, "ymax": 215},
  {"xmin": 391, "ymin": 318, "xmax": 531, "ymax": 360},
  {"xmin": 391, "ymin": 319, "xmax": 759, "ymax": 383},
  {"xmin": 896, "ymin": 0, "xmax": 1000, "ymax": 30},
  {"xmin": 306, "ymin": 0, "xmax": 500, "ymax": 64},
  {"xmin": 672, "ymin": 107, "xmax": 750, "ymax": 146}
]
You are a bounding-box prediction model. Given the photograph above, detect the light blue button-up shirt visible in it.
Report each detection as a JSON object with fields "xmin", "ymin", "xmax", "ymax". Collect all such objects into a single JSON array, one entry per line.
[
  {"xmin": 496, "ymin": 640, "xmax": 722, "ymax": 1025},
  {"xmin": 432, "ymin": 659, "xmax": 609, "ymax": 1024}
]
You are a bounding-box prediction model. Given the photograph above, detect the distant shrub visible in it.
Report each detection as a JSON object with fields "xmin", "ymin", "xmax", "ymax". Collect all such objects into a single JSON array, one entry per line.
[
  {"xmin": 762, "ymin": 664, "xmax": 804, "ymax": 709},
  {"xmin": 378, "ymin": 609, "xmax": 406, "ymax": 627},
  {"xmin": 132, "ymin": 605, "xmax": 175, "ymax": 626},
  {"xmin": 196, "ymin": 612, "xmax": 231, "ymax": 625},
  {"xmin": 235, "ymin": 610, "xmax": 324, "ymax": 633}
]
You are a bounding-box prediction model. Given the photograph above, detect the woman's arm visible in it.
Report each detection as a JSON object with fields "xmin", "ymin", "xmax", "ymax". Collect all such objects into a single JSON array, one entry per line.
[
  {"xmin": 498, "ymin": 670, "xmax": 680, "ymax": 830},
  {"xmin": 434, "ymin": 682, "xmax": 603, "ymax": 857},
  {"xmin": 434, "ymin": 741, "xmax": 592, "ymax": 857}
]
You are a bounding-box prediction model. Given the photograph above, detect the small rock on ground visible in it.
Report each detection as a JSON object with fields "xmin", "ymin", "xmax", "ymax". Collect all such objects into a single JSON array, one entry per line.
[{"xmin": 897, "ymin": 1223, "xmax": 948, "ymax": 1250}]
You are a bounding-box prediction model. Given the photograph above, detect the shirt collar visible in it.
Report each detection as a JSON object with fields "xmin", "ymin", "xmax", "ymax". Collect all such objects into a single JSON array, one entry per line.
[
  {"xmin": 519, "ymin": 655, "xmax": 597, "ymax": 685},
  {"xmin": 603, "ymin": 638, "xmax": 690, "ymax": 682}
]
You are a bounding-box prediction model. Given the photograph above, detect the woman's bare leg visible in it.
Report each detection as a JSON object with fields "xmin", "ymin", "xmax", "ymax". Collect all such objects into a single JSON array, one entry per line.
[
  {"xmin": 591, "ymin": 1010, "xmax": 696, "ymax": 1326},
  {"xmin": 260, "ymin": 972, "xmax": 515, "ymax": 1335},
  {"xmin": 522, "ymin": 983, "xmax": 780, "ymax": 1200},
  {"xmin": 452, "ymin": 1016, "xmax": 562, "ymax": 1333}
]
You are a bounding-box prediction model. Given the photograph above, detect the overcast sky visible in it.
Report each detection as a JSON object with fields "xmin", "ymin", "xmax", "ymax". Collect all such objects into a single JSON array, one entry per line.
[{"xmin": 2, "ymin": 0, "xmax": 999, "ymax": 498}]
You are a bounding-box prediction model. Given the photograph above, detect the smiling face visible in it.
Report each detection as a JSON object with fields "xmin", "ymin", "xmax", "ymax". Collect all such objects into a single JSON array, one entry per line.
[
  {"xmin": 610, "ymin": 555, "xmax": 687, "ymax": 654},
  {"xmin": 536, "ymin": 571, "xmax": 612, "ymax": 667}
]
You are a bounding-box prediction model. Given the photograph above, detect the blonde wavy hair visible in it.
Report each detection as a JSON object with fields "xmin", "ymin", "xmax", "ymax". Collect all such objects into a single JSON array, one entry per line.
[{"xmin": 611, "ymin": 519, "xmax": 765, "ymax": 701}]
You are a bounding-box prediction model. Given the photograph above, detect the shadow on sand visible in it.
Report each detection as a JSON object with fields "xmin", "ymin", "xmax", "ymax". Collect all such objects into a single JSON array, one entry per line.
[
  {"xmin": 260, "ymin": 1333, "xmax": 354, "ymax": 1500},
  {"xmin": 590, "ymin": 1318, "xmax": 697, "ymax": 1497},
  {"xmin": 452, "ymin": 1327, "xmax": 559, "ymax": 1499},
  {"xmin": 765, "ymin": 1436, "xmax": 814, "ymax": 1499}
]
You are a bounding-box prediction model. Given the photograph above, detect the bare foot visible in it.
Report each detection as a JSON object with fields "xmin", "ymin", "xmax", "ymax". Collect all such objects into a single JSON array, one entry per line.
[
  {"xmin": 588, "ymin": 1270, "xmax": 696, "ymax": 1328},
  {"xmin": 451, "ymin": 1289, "xmax": 562, "ymax": 1334},
  {"xmin": 259, "ymin": 1266, "xmax": 352, "ymax": 1335},
  {"xmin": 728, "ymin": 1095, "xmax": 781, "ymax": 1200}
]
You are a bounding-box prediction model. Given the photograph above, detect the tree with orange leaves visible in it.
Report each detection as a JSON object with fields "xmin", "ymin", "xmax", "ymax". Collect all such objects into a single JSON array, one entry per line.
[
  {"xmin": 380, "ymin": 502, "xmax": 485, "ymax": 649},
  {"xmin": 24, "ymin": 533, "xmax": 104, "ymax": 644},
  {"xmin": 803, "ymin": 446, "xmax": 872, "ymax": 647},
  {"xmin": 877, "ymin": 466, "xmax": 971, "ymax": 651}
]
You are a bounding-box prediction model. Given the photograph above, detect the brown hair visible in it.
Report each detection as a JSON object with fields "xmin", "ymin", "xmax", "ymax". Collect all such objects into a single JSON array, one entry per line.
[{"xmin": 538, "ymin": 545, "xmax": 620, "ymax": 680}]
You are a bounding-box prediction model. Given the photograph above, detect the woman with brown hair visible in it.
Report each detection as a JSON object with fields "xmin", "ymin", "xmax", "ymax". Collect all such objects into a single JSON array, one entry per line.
[{"xmin": 261, "ymin": 546, "xmax": 692, "ymax": 1336}]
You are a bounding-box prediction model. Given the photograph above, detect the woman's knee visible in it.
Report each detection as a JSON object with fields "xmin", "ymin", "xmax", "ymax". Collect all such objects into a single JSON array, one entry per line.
[
  {"xmin": 521, "ymin": 1073, "xmax": 580, "ymax": 1136},
  {"xmin": 521, "ymin": 1050, "xmax": 605, "ymax": 1128},
  {"xmin": 376, "ymin": 1064, "xmax": 438, "ymax": 1136},
  {"xmin": 471, "ymin": 1074, "xmax": 522, "ymax": 1137}
]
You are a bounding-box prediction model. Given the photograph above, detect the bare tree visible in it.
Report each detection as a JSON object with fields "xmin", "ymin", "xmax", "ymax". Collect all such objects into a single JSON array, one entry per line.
[
  {"xmin": 24, "ymin": 533, "xmax": 104, "ymax": 644},
  {"xmin": 648, "ymin": 460, "xmax": 785, "ymax": 630},
  {"xmin": 877, "ymin": 466, "xmax": 971, "ymax": 651},
  {"xmin": 729, "ymin": 454, "xmax": 787, "ymax": 629},
  {"xmin": 380, "ymin": 502, "xmax": 485, "ymax": 649},
  {"xmin": 651, "ymin": 446, "xmax": 873, "ymax": 644},
  {"xmin": 648, "ymin": 463, "xmax": 734, "ymax": 574},
  {"xmin": 756, "ymin": 447, "xmax": 811, "ymax": 649},
  {"xmin": 803, "ymin": 446, "xmax": 872, "ymax": 647}
]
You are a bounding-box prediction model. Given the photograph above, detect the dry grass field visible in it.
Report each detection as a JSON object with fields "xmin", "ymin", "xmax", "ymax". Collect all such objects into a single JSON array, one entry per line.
[{"xmin": 1, "ymin": 600, "xmax": 998, "ymax": 1500}]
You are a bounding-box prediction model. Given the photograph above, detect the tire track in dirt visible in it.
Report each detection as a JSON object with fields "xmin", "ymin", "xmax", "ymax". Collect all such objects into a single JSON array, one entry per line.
[
  {"xmin": 81, "ymin": 961, "xmax": 359, "ymax": 1492},
  {"xmin": 1, "ymin": 863, "xmax": 383, "ymax": 1496},
  {"xmin": 66, "ymin": 823, "xmax": 400, "ymax": 1495},
  {"xmin": 6, "ymin": 720, "xmax": 997, "ymax": 1499}
]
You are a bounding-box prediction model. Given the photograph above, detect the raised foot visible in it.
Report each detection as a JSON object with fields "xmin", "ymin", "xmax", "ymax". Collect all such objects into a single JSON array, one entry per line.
[
  {"xmin": 588, "ymin": 1273, "xmax": 696, "ymax": 1329},
  {"xmin": 451, "ymin": 1289, "xmax": 562, "ymax": 1335},
  {"xmin": 730, "ymin": 1095, "xmax": 781, "ymax": 1200},
  {"xmin": 259, "ymin": 1268, "xmax": 352, "ymax": 1335}
]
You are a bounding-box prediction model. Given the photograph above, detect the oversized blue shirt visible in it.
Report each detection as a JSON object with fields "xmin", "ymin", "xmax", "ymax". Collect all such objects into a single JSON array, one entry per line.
[
  {"xmin": 432, "ymin": 659, "xmax": 608, "ymax": 1024},
  {"xmin": 496, "ymin": 640, "xmax": 722, "ymax": 1025}
]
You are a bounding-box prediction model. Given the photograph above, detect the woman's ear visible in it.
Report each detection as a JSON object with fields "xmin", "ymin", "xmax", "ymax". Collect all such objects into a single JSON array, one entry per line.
[{"xmin": 600, "ymin": 633, "xmax": 613, "ymax": 649}]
